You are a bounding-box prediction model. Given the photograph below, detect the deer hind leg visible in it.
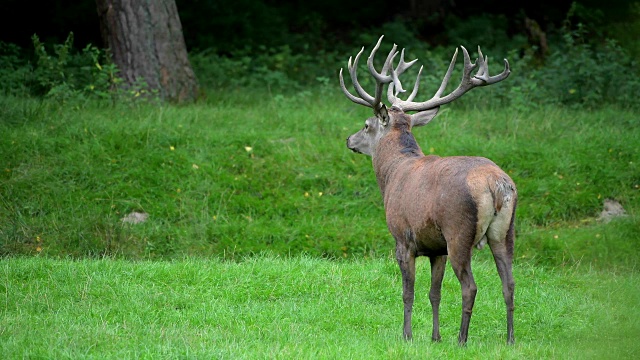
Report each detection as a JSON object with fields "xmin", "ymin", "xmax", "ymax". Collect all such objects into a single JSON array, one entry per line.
[
  {"xmin": 487, "ymin": 205, "xmax": 516, "ymax": 344},
  {"xmin": 447, "ymin": 240, "xmax": 477, "ymax": 346},
  {"xmin": 395, "ymin": 241, "xmax": 416, "ymax": 341},
  {"xmin": 429, "ymin": 255, "xmax": 447, "ymax": 342}
]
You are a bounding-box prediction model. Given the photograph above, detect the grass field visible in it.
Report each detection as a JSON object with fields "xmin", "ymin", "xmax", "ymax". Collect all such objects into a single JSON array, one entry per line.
[
  {"xmin": 1, "ymin": 256, "xmax": 639, "ymax": 359},
  {"xmin": 1, "ymin": 92, "xmax": 638, "ymax": 262},
  {"xmin": 1, "ymin": 90, "xmax": 639, "ymax": 358}
]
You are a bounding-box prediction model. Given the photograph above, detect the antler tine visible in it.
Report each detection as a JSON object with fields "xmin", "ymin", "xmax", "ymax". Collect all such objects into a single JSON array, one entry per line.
[
  {"xmin": 348, "ymin": 47, "xmax": 377, "ymax": 106},
  {"xmin": 383, "ymin": 48, "xmax": 419, "ymax": 99},
  {"xmin": 388, "ymin": 51, "xmax": 406, "ymax": 96},
  {"xmin": 474, "ymin": 46, "xmax": 489, "ymax": 81},
  {"xmin": 367, "ymin": 35, "xmax": 398, "ymax": 82},
  {"xmin": 388, "ymin": 47, "xmax": 461, "ymax": 104},
  {"xmin": 339, "ymin": 68, "xmax": 372, "ymax": 107},
  {"xmin": 390, "ymin": 45, "xmax": 510, "ymax": 112},
  {"xmin": 405, "ymin": 65, "xmax": 423, "ymax": 102},
  {"xmin": 368, "ymin": 36, "xmax": 399, "ymax": 108},
  {"xmin": 434, "ymin": 47, "xmax": 460, "ymax": 98},
  {"xmin": 339, "ymin": 36, "xmax": 402, "ymax": 110},
  {"xmin": 387, "ymin": 59, "xmax": 423, "ymax": 101},
  {"xmin": 473, "ymin": 46, "xmax": 510, "ymax": 84},
  {"xmin": 389, "ymin": 49, "xmax": 419, "ymax": 96},
  {"xmin": 460, "ymin": 46, "xmax": 478, "ymax": 83},
  {"xmin": 368, "ymin": 36, "xmax": 419, "ymax": 99},
  {"xmin": 492, "ymin": 58, "xmax": 511, "ymax": 83},
  {"xmin": 395, "ymin": 49, "xmax": 419, "ymax": 76}
]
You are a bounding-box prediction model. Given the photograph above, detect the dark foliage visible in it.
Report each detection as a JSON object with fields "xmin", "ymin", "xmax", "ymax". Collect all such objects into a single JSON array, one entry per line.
[{"xmin": 0, "ymin": 1, "xmax": 638, "ymax": 108}]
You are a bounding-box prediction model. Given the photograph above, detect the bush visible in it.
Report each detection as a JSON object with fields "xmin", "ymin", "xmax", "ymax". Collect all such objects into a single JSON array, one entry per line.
[
  {"xmin": 0, "ymin": 32, "xmax": 158, "ymax": 104},
  {"xmin": 522, "ymin": 18, "xmax": 640, "ymax": 109},
  {"xmin": 0, "ymin": 42, "xmax": 32, "ymax": 97},
  {"xmin": 190, "ymin": 44, "xmax": 343, "ymax": 92}
]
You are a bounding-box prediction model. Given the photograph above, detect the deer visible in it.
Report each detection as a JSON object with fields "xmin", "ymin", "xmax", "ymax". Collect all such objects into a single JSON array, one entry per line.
[{"xmin": 339, "ymin": 35, "xmax": 517, "ymax": 345}]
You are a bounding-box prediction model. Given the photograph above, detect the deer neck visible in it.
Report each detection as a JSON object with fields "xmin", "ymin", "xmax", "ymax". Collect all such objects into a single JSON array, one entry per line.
[{"xmin": 372, "ymin": 128, "xmax": 424, "ymax": 196}]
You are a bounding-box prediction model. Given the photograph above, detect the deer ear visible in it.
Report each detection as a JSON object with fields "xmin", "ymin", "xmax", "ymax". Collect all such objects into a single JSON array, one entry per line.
[
  {"xmin": 409, "ymin": 107, "xmax": 439, "ymax": 127},
  {"xmin": 376, "ymin": 104, "xmax": 390, "ymax": 127}
]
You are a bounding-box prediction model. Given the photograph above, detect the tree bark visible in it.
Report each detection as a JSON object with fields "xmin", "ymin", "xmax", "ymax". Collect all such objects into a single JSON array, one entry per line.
[{"xmin": 96, "ymin": 0, "xmax": 198, "ymax": 103}]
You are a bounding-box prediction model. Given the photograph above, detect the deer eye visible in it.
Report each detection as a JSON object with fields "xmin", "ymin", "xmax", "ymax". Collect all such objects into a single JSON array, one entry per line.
[{"xmin": 364, "ymin": 124, "xmax": 369, "ymax": 130}]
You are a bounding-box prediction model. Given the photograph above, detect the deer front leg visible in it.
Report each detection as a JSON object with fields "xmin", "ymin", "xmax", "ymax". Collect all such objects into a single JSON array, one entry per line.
[
  {"xmin": 429, "ymin": 255, "xmax": 447, "ymax": 342},
  {"xmin": 396, "ymin": 243, "xmax": 416, "ymax": 341}
]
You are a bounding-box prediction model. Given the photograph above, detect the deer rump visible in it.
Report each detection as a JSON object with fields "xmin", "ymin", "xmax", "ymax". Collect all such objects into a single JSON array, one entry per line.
[{"xmin": 381, "ymin": 155, "xmax": 516, "ymax": 258}]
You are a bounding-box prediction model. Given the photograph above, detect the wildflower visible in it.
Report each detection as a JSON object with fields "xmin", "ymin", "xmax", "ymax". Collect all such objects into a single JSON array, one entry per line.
[
  {"xmin": 170, "ymin": 146, "xmax": 175, "ymax": 151},
  {"xmin": 318, "ymin": 192, "xmax": 323, "ymax": 197},
  {"xmin": 569, "ymin": 89, "xmax": 576, "ymax": 94},
  {"xmin": 244, "ymin": 146, "xmax": 253, "ymax": 152},
  {"xmin": 304, "ymin": 192, "xmax": 310, "ymax": 197},
  {"xmin": 192, "ymin": 164, "xmax": 199, "ymax": 169}
]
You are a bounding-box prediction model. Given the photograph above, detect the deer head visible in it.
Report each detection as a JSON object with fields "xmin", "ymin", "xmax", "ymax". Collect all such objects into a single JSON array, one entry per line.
[{"xmin": 341, "ymin": 35, "xmax": 510, "ymax": 156}]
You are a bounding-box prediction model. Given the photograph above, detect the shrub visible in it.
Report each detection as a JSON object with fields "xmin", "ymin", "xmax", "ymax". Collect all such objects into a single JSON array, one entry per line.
[
  {"xmin": 0, "ymin": 42, "xmax": 32, "ymax": 96},
  {"xmin": 31, "ymin": 32, "xmax": 127, "ymax": 103}
]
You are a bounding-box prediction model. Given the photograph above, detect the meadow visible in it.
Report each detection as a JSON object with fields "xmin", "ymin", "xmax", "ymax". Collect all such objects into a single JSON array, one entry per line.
[
  {"xmin": 1, "ymin": 89, "xmax": 639, "ymax": 358},
  {"xmin": 1, "ymin": 256, "xmax": 639, "ymax": 359},
  {"xmin": 1, "ymin": 91, "xmax": 638, "ymax": 263}
]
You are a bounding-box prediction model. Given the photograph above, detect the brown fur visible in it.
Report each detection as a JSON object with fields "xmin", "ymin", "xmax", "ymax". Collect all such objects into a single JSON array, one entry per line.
[{"xmin": 367, "ymin": 108, "xmax": 517, "ymax": 344}]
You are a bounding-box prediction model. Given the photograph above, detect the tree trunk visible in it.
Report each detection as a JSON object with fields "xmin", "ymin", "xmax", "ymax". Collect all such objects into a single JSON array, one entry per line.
[{"xmin": 96, "ymin": 0, "xmax": 198, "ymax": 103}]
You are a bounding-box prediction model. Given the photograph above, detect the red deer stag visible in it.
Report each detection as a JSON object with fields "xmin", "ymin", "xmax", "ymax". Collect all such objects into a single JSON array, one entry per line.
[{"xmin": 339, "ymin": 36, "xmax": 517, "ymax": 345}]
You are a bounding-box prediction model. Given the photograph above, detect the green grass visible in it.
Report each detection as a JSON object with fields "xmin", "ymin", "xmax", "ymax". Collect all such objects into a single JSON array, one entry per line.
[
  {"xmin": 1, "ymin": 91, "xmax": 638, "ymax": 358},
  {"xmin": 1, "ymin": 255, "xmax": 638, "ymax": 359},
  {"xmin": 1, "ymin": 91, "xmax": 638, "ymax": 265}
]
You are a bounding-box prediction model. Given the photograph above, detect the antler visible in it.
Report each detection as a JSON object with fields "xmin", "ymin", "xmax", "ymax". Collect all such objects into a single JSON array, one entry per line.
[
  {"xmin": 388, "ymin": 46, "xmax": 510, "ymax": 112},
  {"xmin": 339, "ymin": 35, "xmax": 418, "ymax": 112}
]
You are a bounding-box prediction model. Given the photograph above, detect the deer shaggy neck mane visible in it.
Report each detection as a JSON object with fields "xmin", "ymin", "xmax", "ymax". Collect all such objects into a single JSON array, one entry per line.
[
  {"xmin": 372, "ymin": 123, "xmax": 426, "ymax": 196},
  {"xmin": 383, "ymin": 111, "xmax": 423, "ymax": 156}
]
